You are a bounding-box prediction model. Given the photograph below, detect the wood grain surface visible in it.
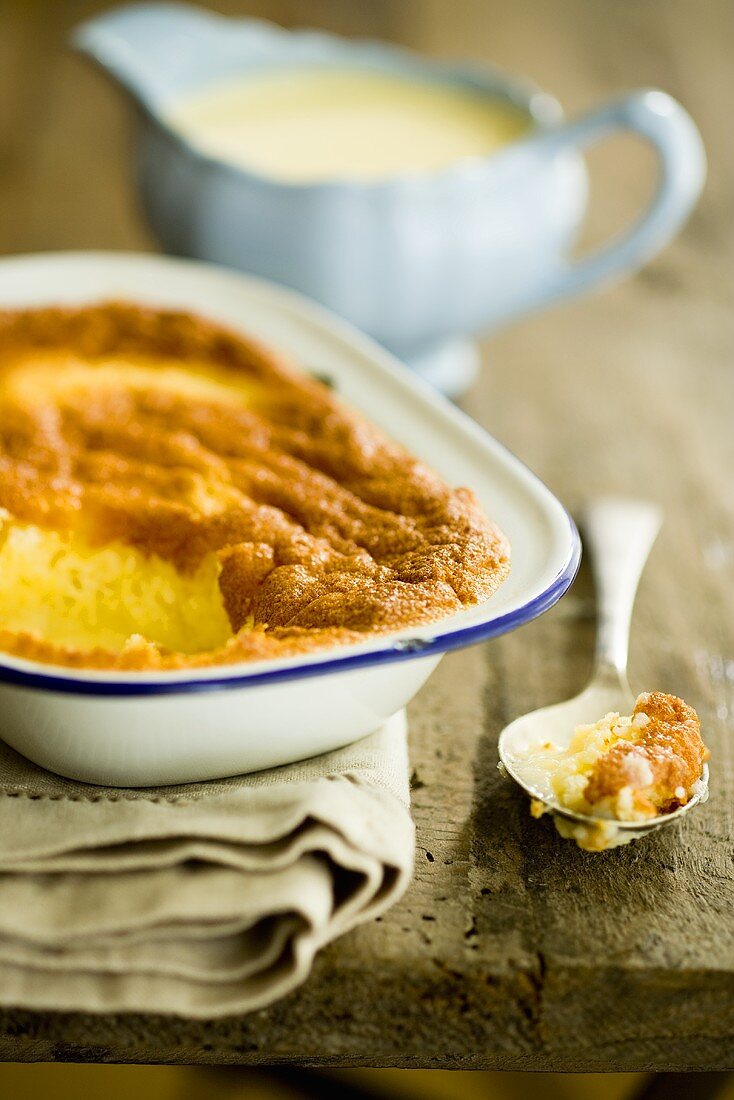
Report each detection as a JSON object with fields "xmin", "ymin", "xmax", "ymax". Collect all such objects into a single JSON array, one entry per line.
[{"xmin": 0, "ymin": 0, "xmax": 732, "ymax": 1071}]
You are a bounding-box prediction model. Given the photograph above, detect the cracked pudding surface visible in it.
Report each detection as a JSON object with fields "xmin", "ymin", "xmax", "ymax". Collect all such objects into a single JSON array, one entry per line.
[{"xmin": 0, "ymin": 303, "xmax": 510, "ymax": 670}]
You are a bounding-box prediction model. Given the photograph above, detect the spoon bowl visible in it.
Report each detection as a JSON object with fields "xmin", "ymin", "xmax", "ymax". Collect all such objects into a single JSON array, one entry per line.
[
  {"xmin": 499, "ymin": 689, "xmax": 710, "ymax": 845},
  {"xmin": 498, "ymin": 499, "xmax": 710, "ymax": 846}
]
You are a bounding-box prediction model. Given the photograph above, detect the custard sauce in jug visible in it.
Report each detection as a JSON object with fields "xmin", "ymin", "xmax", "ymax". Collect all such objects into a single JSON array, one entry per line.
[{"xmin": 167, "ymin": 67, "xmax": 531, "ymax": 183}]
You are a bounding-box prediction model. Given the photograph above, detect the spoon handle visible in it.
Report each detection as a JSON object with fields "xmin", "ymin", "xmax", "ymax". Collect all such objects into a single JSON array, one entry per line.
[{"xmin": 582, "ymin": 498, "xmax": 663, "ymax": 679}]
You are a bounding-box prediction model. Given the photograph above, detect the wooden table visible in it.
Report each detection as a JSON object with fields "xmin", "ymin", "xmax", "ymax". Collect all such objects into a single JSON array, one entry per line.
[{"xmin": 0, "ymin": 0, "xmax": 732, "ymax": 1072}]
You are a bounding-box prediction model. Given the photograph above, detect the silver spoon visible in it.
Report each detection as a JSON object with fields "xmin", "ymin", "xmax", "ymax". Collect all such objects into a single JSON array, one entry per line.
[{"xmin": 498, "ymin": 497, "xmax": 709, "ymax": 847}]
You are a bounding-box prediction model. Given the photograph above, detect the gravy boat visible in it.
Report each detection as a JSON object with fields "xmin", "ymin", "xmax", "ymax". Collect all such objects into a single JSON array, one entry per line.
[{"xmin": 74, "ymin": 3, "xmax": 705, "ymax": 389}]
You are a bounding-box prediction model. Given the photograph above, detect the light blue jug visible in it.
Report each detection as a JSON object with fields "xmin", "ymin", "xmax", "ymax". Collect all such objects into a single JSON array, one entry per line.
[{"xmin": 74, "ymin": 3, "xmax": 706, "ymax": 390}]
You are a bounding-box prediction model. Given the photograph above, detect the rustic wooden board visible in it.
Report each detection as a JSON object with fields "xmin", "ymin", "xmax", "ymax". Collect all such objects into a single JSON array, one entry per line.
[{"xmin": 0, "ymin": 0, "xmax": 732, "ymax": 1071}]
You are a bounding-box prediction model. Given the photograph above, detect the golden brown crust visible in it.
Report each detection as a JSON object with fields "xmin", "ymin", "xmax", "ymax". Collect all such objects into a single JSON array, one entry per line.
[
  {"xmin": 584, "ymin": 692, "xmax": 709, "ymax": 814},
  {"xmin": 0, "ymin": 303, "xmax": 510, "ymax": 670}
]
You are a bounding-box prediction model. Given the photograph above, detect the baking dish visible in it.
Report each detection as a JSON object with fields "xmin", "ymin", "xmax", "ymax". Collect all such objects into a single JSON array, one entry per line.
[{"xmin": 0, "ymin": 252, "xmax": 580, "ymax": 786}]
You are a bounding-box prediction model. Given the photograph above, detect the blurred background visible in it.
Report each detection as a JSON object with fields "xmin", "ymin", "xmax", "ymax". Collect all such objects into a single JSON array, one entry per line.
[
  {"xmin": 2, "ymin": 0, "xmax": 729, "ymax": 300},
  {"xmin": 0, "ymin": 0, "xmax": 732, "ymax": 1095}
]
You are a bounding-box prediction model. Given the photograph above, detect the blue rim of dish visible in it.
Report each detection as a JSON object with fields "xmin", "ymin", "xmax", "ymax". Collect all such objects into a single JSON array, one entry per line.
[{"xmin": 0, "ymin": 512, "xmax": 581, "ymax": 697}]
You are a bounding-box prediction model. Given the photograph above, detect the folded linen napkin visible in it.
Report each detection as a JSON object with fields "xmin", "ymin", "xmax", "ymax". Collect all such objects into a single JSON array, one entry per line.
[{"xmin": 0, "ymin": 712, "xmax": 413, "ymax": 1018}]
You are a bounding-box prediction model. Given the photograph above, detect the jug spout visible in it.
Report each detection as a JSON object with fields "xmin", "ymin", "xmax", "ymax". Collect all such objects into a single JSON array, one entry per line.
[{"xmin": 72, "ymin": 2, "xmax": 228, "ymax": 108}]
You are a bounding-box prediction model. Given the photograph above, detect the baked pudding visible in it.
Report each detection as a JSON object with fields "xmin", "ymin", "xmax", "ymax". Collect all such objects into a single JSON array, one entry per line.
[
  {"xmin": 516, "ymin": 692, "xmax": 709, "ymax": 849},
  {"xmin": 0, "ymin": 303, "xmax": 510, "ymax": 670}
]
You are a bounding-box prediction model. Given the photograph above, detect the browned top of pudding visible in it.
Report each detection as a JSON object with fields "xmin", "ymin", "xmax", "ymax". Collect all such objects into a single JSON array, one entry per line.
[
  {"xmin": 584, "ymin": 692, "xmax": 709, "ymax": 816},
  {"xmin": 0, "ymin": 303, "xmax": 510, "ymax": 670}
]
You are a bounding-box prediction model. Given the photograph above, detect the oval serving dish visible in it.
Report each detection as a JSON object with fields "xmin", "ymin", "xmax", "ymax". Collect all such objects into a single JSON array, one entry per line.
[{"xmin": 0, "ymin": 253, "xmax": 580, "ymax": 786}]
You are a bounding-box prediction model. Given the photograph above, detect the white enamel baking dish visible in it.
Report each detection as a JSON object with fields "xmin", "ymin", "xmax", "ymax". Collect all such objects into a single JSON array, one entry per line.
[{"xmin": 0, "ymin": 252, "xmax": 580, "ymax": 786}]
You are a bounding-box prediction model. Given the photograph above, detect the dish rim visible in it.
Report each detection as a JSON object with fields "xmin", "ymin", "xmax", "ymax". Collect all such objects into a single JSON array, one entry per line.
[
  {"xmin": 0, "ymin": 250, "xmax": 581, "ymax": 697},
  {"xmin": 0, "ymin": 531, "xmax": 579, "ymax": 696}
]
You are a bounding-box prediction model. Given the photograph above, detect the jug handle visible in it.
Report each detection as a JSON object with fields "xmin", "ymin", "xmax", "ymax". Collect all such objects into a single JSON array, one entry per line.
[{"xmin": 519, "ymin": 89, "xmax": 705, "ymax": 312}]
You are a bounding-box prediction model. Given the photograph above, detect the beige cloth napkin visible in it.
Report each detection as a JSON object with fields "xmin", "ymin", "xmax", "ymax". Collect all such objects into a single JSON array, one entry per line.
[{"xmin": 0, "ymin": 712, "xmax": 414, "ymax": 1018}]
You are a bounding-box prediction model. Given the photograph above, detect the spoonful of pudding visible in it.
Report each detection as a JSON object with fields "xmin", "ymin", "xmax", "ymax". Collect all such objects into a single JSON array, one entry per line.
[{"xmin": 499, "ymin": 498, "xmax": 710, "ymax": 850}]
